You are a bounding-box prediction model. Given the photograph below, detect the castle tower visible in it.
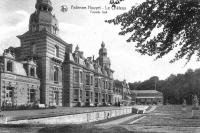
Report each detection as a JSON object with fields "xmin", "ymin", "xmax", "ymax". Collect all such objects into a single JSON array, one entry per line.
[
  {"xmin": 29, "ymin": 0, "xmax": 59, "ymax": 35},
  {"xmin": 17, "ymin": 0, "xmax": 72, "ymax": 106},
  {"xmin": 98, "ymin": 42, "xmax": 111, "ymax": 69}
]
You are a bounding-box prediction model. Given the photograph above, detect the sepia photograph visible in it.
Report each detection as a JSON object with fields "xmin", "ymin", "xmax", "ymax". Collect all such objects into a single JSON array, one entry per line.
[{"xmin": 1, "ymin": 0, "xmax": 200, "ymax": 132}]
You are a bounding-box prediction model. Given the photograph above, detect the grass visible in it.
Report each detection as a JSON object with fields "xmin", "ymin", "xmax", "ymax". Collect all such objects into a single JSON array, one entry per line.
[
  {"xmin": 38, "ymin": 124, "xmax": 157, "ymax": 133},
  {"xmin": 2, "ymin": 105, "xmax": 200, "ymax": 133},
  {"xmin": 134, "ymin": 105, "xmax": 199, "ymax": 127},
  {"xmin": 123, "ymin": 105, "xmax": 200, "ymax": 133}
]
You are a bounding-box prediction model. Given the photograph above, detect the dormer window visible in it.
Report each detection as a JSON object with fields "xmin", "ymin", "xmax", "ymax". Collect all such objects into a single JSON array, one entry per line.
[
  {"xmin": 75, "ymin": 56, "xmax": 79, "ymax": 63},
  {"xmin": 39, "ymin": 6, "xmax": 42, "ymax": 11},
  {"xmin": 32, "ymin": 26, "xmax": 36, "ymax": 32},
  {"xmin": 30, "ymin": 67, "xmax": 35, "ymax": 77},
  {"xmin": 43, "ymin": 6, "xmax": 47, "ymax": 11},
  {"xmin": 55, "ymin": 45, "xmax": 59, "ymax": 57},
  {"xmin": 7, "ymin": 61, "xmax": 13, "ymax": 72}
]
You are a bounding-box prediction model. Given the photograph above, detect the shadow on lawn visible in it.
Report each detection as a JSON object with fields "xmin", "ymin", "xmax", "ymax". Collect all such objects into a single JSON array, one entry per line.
[{"xmin": 38, "ymin": 124, "xmax": 154, "ymax": 133}]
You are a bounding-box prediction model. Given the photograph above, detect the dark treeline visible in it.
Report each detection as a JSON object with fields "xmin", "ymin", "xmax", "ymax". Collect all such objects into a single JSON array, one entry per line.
[{"xmin": 129, "ymin": 68, "xmax": 200, "ymax": 105}]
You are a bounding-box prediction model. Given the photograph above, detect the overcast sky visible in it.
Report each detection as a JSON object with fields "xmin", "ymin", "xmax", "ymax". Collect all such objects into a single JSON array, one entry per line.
[{"xmin": 0, "ymin": 0, "xmax": 200, "ymax": 82}]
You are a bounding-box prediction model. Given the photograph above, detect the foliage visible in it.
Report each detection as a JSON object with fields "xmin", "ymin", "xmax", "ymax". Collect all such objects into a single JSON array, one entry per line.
[
  {"xmin": 106, "ymin": 0, "xmax": 200, "ymax": 63},
  {"xmin": 129, "ymin": 68, "xmax": 200, "ymax": 104}
]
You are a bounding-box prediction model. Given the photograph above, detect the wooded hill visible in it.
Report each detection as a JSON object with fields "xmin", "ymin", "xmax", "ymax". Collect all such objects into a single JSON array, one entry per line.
[{"xmin": 129, "ymin": 68, "xmax": 200, "ymax": 104}]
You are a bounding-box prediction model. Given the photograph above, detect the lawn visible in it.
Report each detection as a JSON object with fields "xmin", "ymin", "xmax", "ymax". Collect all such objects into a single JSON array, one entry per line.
[
  {"xmin": 123, "ymin": 105, "xmax": 200, "ymax": 133},
  {"xmin": 38, "ymin": 105, "xmax": 200, "ymax": 133}
]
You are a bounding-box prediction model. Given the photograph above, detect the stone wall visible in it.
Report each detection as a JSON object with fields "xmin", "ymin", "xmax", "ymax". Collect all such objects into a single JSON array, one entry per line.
[{"xmin": 3, "ymin": 107, "xmax": 133, "ymax": 125}]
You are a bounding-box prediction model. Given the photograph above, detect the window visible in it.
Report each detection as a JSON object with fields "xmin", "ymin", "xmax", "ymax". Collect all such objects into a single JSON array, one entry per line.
[
  {"xmin": 74, "ymin": 70, "xmax": 79, "ymax": 83},
  {"xmin": 80, "ymin": 90, "xmax": 82, "ymax": 100},
  {"xmin": 86, "ymin": 91, "xmax": 90, "ymax": 102},
  {"xmin": 86, "ymin": 91, "xmax": 89, "ymax": 97},
  {"xmin": 54, "ymin": 66, "xmax": 59, "ymax": 83},
  {"xmin": 90, "ymin": 76, "xmax": 93, "ymax": 85},
  {"xmin": 86, "ymin": 74, "xmax": 90, "ymax": 85},
  {"xmin": 31, "ymin": 44, "xmax": 36, "ymax": 54},
  {"xmin": 80, "ymin": 71, "xmax": 83, "ymax": 83},
  {"xmin": 7, "ymin": 61, "xmax": 13, "ymax": 72},
  {"xmin": 109, "ymin": 82, "xmax": 112, "ymax": 90},
  {"xmin": 32, "ymin": 26, "xmax": 36, "ymax": 32},
  {"xmin": 53, "ymin": 91, "xmax": 59, "ymax": 105},
  {"xmin": 30, "ymin": 67, "xmax": 35, "ymax": 77},
  {"xmin": 105, "ymin": 81, "xmax": 108, "ymax": 89},
  {"xmin": 55, "ymin": 45, "xmax": 59, "ymax": 57},
  {"xmin": 95, "ymin": 93, "xmax": 98, "ymax": 102},
  {"xmin": 73, "ymin": 89, "xmax": 79, "ymax": 101},
  {"xmin": 74, "ymin": 56, "xmax": 79, "ymax": 64},
  {"xmin": 95, "ymin": 78, "xmax": 98, "ymax": 87},
  {"xmin": 103, "ymin": 81, "xmax": 106, "ymax": 89},
  {"xmin": 43, "ymin": 6, "xmax": 47, "ymax": 11},
  {"xmin": 99, "ymin": 79, "xmax": 101, "ymax": 88},
  {"xmin": 6, "ymin": 86, "xmax": 13, "ymax": 104},
  {"xmin": 30, "ymin": 89, "xmax": 35, "ymax": 102},
  {"xmin": 6, "ymin": 87, "xmax": 13, "ymax": 98},
  {"xmin": 91, "ymin": 92, "xmax": 93, "ymax": 101},
  {"xmin": 102, "ymin": 94, "xmax": 106, "ymax": 103},
  {"xmin": 108, "ymin": 95, "xmax": 111, "ymax": 103}
]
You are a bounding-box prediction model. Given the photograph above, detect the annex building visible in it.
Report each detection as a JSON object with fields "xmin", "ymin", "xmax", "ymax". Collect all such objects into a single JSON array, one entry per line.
[
  {"xmin": 131, "ymin": 90, "xmax": 163, "ymax": 105},
  {"xmin": 0, "ymin": 0, "xmax": 129, "ymax": 108}
]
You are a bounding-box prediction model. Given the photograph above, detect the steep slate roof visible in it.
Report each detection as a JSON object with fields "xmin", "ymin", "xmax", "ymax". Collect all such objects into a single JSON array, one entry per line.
[
  {"xmin": 131, "ymin": 90, "xmax": 161, "ymax": 94},
  {"xmin": 113, "ymin": 80, "xmax": 123, "ymax": 88},
  {"xmin": 13, "ymin": 62, "xmax": 27, "ymax": 76},
  {"xmin": 131, "ymin": 90, "xmax": 163, "ymax": 97}
]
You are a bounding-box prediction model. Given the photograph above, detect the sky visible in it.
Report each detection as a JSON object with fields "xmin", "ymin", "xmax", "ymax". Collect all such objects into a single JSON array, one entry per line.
[{"xmin": 0, "ymin": 0, "xmax": 200, "ymax": 82}]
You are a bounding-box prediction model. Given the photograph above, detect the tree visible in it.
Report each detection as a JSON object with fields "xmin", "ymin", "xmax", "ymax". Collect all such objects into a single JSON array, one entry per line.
[{"xmin": 106, "ymin": 0, "xmax": 200, "ymax": 63}]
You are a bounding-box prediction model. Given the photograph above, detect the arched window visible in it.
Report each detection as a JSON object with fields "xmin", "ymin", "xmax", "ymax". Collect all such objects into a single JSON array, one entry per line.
[
  {"xmin": 30, "ymin": 67, "xmax": 35, "ymax": 77},
  {"xmin": 54, "ymin": 66, "xmax": 59, "ymax": 83},
  {"xmin": 7, "ymin": 61, "xmax": 13, "ymax": 72}
]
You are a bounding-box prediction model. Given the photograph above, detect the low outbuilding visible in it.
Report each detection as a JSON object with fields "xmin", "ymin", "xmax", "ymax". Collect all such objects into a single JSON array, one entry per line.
[{"xmin": 131, "ymin": 90, "xmax": 163, "ymax": 105}]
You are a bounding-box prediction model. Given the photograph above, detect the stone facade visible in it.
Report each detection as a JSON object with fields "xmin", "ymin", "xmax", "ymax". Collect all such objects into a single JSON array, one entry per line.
[
  {"xmin": 113, "ymin": 80, "xmax": 132, "ymax": 106},
  {"xmin": 63, "ymin": 44, "xmax": 114, "ymax": 107},
  {"xmin": 0, "ymin": 0, "xmax": 124, "ymax": 108},
  {"xmin": 0, "ymin": 48, "xmax": 40, "ymax": 107},
  {"xmin": 16, "ymin": 0, "xmax": 72, "ymax": 106}
]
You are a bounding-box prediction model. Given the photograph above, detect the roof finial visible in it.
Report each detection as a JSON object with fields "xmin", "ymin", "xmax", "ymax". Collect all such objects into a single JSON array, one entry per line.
[
  {"xmin": 75, "ymin": 45, "xmax": 79, "ymax": 51},
  {"xmin": 101, "ymin": 41, "xmax": 105, "ymax": 48}
]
